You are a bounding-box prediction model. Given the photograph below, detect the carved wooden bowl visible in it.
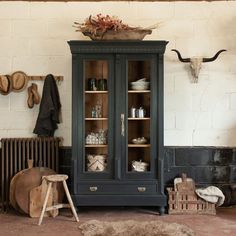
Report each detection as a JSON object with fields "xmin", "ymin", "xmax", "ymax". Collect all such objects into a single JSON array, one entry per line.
[{"xmin": 82, "ymin": 29, "xmax": 152, "ymax": 41}]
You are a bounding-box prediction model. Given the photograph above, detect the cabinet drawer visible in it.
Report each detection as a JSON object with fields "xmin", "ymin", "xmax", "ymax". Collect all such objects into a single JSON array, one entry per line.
[{"xmin": 77, "ymin": 183, "xmax": 157, "ymax": 195}]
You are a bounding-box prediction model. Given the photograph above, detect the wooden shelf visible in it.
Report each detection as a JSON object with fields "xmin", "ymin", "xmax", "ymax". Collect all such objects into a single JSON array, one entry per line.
[
  {"xmin": 128, "ymin": 90, "xmax": 150, "ymax": 93},
  {"xmin": 128, "ymin": 118, "xmax": 150, "ymax": 120},
  {"xmin": 128, "ymin": 144, "xmax": 151, "ymax": 147},
  {"xmin": 85, "ymin": 118, "xmax": 108, "ymax": 120},
  {"xmin": 85, "ymin": 145, "xmax": 108, "ymax": 147},
  {"xmin": 85, "ymin": 91, "xmax": 108, "ymax": 94}
]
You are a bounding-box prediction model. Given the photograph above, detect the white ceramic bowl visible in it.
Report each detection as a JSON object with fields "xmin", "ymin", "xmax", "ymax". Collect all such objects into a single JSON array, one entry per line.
[
  {"xmin": 131, "ymin": 83, "xmax": 149, "ymax": 90},
  {"xmin": 135, "ymin": 78, "xmax": 148, "ymax": 82},
  {"xmin": 131, "ymin": 81, "xmax": 149, "ymax": 85},
  {"xmin": 131, "ymin": 78, "xmax": 150, "ymax": 90}
]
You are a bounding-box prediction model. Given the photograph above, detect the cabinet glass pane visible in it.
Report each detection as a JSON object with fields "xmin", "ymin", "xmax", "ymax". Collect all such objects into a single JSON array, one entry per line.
[
  {"xmin": 84, "ymin": 60, "xmax": 109, "ymax": 173},
  {"xmin": 127, "ymin": 60, "xmax": 151, "ymax": 173}
]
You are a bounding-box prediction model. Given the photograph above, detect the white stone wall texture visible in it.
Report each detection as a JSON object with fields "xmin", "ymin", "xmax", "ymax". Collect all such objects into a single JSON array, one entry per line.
[{"xmin": 0, "ymin": 1, "xmax": 236, "ymax": 147}]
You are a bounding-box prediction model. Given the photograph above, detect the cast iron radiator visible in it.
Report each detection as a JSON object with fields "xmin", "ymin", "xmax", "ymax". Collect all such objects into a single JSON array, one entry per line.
[{"xmin": 0, "ymin": 137, "xmax": 61, "ymax": 212}]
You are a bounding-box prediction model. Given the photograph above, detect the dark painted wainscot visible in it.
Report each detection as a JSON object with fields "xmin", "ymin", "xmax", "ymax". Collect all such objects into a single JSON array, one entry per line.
[{"xmin": 59, "ymin": 146, "xmax": 236, "ymax": 206}]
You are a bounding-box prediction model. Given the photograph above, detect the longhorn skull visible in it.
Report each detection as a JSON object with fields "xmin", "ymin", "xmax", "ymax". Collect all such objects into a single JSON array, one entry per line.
[{"xmin": 172, "ymin": 49, "xmax": 227, "ymax": 83}]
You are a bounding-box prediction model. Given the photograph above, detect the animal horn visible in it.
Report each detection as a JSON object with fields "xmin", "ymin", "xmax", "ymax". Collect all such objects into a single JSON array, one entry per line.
[
  {"xmin": 171, "ymin": 49, "xmax": 191, "ymax": 63},
  {"xmin": 202, "ymin": 49, "xmax": 227, "ymax": 62}
]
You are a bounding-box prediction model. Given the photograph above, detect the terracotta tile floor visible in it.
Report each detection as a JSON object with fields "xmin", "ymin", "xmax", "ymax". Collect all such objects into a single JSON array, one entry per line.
[{"xmin": 0, "ymin": 207, "xmax": 236, "ymax": 236}]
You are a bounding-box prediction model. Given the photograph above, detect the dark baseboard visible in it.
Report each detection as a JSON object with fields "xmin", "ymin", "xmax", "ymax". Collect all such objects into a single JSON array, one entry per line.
[
  {"xmin": 59, "ymin": 146, "xmax": 236, "ymax": 206},
  {"xmin": 1, "ymin": 146, "xmax": 234, "ymax": 206},
  {"xmin": 59, "ymin": 146, "xmax": 236, "ymax": 185}
]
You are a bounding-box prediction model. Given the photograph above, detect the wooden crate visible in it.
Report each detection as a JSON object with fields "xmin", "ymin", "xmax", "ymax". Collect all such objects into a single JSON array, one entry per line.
[{"xmin": 167, "ymin": 187, "xmax": 216, "ymax": 215}]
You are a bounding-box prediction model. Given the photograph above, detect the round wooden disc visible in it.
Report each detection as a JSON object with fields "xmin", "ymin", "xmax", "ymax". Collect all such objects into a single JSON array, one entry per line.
[
  {"xmin": 15, "ymin": 167, "xmax": 56, "ymax": 214},
  {"xmin": 10, "ymin": 169, "xmax": 28, "ymax": 213},
  {"xmin": 10, "ymin": 160, "xmax": 34, "ymax": 212}
]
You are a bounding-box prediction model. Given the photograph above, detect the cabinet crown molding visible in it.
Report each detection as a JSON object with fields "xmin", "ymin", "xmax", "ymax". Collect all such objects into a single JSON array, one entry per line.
[{"xmin": 68, "ymin": 40, "xmax": 168, "ymax": 54}]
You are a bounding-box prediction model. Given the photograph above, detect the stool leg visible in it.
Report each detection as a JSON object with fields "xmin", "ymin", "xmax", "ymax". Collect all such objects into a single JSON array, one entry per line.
[
  {"xmin": 51, "ymin": 183, "xmax": 58, "ymax": 218},
  {"xmin": 38, "ymin": 182, "xmax": 52, "ymax": 226},
  {"xmin": 62, "ymin": 180, "xmax": 79, "ymax": 222}
]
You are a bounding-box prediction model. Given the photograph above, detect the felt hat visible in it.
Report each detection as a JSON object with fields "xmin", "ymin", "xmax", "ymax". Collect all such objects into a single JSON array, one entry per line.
[
  {"xmin": 0, "ymin": 75, "xmax": 11, "ymax": 95},
  {"xmin": 11, "ymin": 71, "xmax": 28, "ymax": 92}
]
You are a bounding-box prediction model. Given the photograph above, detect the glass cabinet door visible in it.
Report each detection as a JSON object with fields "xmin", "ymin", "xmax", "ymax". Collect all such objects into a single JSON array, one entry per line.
[
  {"xmin": 83, "ymin": 59, "xmax": 113, "ymax": 177},
  {"xmin": 125, "ymin": 58, "xmax": 155, "ymax": 178}
]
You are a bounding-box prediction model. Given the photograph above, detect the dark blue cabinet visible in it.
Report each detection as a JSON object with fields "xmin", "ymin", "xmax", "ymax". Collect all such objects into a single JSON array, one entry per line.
[{"xmin": 68, "ymin": 41, "xmax": 168, "ymax": 214}]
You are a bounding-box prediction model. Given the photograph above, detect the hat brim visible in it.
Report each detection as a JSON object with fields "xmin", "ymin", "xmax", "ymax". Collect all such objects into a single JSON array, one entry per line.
[
  {"xmin": 0, "ymin": 75, "xmax": 11, "ymax": 95},
  {"xmin": 11, "ymin": 71, "xmax": 28, "ymax": 92}
]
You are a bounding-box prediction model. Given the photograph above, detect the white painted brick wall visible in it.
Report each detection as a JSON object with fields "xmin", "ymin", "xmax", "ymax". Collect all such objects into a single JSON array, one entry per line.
[
  {"xmin": 0, "ymin": 1, "xmax": 236, "ymax": 147},
  {"xmin": 0, "ymin": 20, "xmax": 11, "ymax": 36},
  {"xmin": 164, "ymin": 112, "xmax": 175, "ymax": 130},
  {"xmin": 0, "ymin": 2, "xmax": 29, "ymax": 19},
  {"xmin": 12, "ymin": 56, "xmax": 52, "ymax": 74},
  {"xmin": 12, "ymin": 20, "xmax": 47, "ymax": 37},
  {"xmin": 164, "ymin": 130, "xmax": 193, "ymax": 146},
  {"xmin": 136, "ymin": 2, "xmax": 174, "ymax": 21},
  {"xmin": 29, "ymin": 2, "xmax": 66, "ymax": 19},
  {"xmin": 0, "ymin": 95, "xmax": 10, "ymax": 111},
  {"xmin": 193, "ymin": 129, "xmax": 236, "ymax": 147},
  {"xmin": 0, "ymin": 57, "xmax": 12, "ymax": 73}
]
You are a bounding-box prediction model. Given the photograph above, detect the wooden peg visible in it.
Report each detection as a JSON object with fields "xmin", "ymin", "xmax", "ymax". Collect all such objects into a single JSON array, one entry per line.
[{"xmin": 28, "ymin": 75, "xmax": 63, "ymax": 82}]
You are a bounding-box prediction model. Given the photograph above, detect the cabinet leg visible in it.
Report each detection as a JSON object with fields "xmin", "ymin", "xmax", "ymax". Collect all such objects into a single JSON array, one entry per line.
[{"xmin": 159, "ymin": 206, "xmax": 165, "ymax": 216}]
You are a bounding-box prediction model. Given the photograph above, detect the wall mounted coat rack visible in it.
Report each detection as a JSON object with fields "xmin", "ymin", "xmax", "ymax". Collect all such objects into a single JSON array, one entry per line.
[
  {"xmin": 0, "ymin": 71, "xmax": 63, "ymax": 95},
  {"xmin": 27, "ymin": 74, "xmax": 63, "ymax": 82}
]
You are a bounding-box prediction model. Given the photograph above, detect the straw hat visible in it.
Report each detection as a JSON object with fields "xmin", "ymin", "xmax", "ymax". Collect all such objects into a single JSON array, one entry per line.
[
  {"xmin": 0, "ymin": 75, "xmax": 11, "ymax": 95},
  {"xmin": 11, "ymin": 71, "xmax": 28, "ymax": 92}
]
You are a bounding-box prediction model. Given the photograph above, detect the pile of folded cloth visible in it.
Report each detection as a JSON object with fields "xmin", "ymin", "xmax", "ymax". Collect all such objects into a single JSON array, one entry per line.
[{"xmin": 195, "ymin": 186, "xmax": 225, "ymax": 206}]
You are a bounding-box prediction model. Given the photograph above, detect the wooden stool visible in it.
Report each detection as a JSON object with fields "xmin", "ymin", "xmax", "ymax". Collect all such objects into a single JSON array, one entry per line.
[{"xmin": 38, "ymin": 174, "xmax": 79, "ymax": 225}]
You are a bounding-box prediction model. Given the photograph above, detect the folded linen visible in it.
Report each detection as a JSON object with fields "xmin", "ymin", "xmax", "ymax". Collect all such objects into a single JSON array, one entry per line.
[{"xmin": 195, "ymin": 186, "xmax": 225, "ymax": 206}]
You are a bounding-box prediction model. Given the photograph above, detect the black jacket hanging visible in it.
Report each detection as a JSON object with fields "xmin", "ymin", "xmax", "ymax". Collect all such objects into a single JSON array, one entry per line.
[{"xmin": 33, "ymin": 74, "xmax": 61, "ymax": 136}]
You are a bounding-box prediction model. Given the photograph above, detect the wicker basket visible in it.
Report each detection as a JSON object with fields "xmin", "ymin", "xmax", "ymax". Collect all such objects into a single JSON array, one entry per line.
[
  {"xmin": 167, "ymin": 187, "xmax": 216, "ymax": 215},
  {"xmin": 87, "ymin": 154, "xmax": 107, "ymax": 172}
]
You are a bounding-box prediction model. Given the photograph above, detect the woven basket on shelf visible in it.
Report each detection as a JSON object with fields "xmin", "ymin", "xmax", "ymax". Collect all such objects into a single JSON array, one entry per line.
[{"xmin": 87, "ymin": 154, "xmax": 107, "ymax": 172}]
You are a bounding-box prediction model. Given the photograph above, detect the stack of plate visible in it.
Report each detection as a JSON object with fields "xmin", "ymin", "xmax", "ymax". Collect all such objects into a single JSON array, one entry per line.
[{"xmin": 131, "ymin": 78, "xmax": 150, "ymax": 90}]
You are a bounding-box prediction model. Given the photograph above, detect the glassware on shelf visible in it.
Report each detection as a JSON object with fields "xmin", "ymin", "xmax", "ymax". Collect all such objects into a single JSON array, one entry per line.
[
  {"xmin": 85, "ymin": 130, "xmax": 107, "ymax": 145},
  {"xmin": 91, "ymin": 107, "xmax": 97, "ymax": 118},
  {"xmin": 87, "ymin": 78, "xmax": 97, "ymax": 91},
  {"xmin": 97, "ymin": 79, "xmax": 107, "ymax": 91},
  {"xmin": 91, "ymin": 102, "xmax": 103, "ymax": 118},
  {"xmin": 95, "ymin": 102, "xmax": 102, "ymax": 118},
  {"xmin": 98, "ymin": 129, "xmax": 106, "ymax": 144}
]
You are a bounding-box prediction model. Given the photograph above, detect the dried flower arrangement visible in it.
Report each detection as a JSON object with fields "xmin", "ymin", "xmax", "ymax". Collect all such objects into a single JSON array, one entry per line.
[{"xmin": 73, "ymin": 14, "xmax": 155, "ymax": 40}]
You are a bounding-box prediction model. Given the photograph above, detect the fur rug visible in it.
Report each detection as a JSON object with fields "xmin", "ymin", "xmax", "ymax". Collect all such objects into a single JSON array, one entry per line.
[{"xmin": 79, "ymin": 220, "xmax": 196, "ymax": 236}]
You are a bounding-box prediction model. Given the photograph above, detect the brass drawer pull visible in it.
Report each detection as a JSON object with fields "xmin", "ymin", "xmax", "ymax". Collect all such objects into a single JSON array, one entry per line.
[
  {"xmin": 137, "ymin": 187, "xmax": 146, "ymax": 192},
  {"xmin": 89, "ymin": 186, "xmax": 98, "ymax": 192}
]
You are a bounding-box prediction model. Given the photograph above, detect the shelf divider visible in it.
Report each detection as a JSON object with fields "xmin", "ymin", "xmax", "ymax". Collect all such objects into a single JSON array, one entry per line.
[
  {"xmin": 128, "ymin": 118, "xmax": 150, "ymax": 120},
  {"xmin": 128, "ymin": 144, "xmax": 151, "ymax": 147},
  {"xmin": 128, "ymin": 90, "xmax": 150, "ymax": 93},
  {"xmin": 85, "ymin": 145, "xmax": 108, "ymax": 147},
  {"xmin": 85, "ymin": 91, "xmax": 108, "ymax": 94},
  {"xmin": 85, "ymin": 118, "xmax": 108, "ymax": 120}
]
